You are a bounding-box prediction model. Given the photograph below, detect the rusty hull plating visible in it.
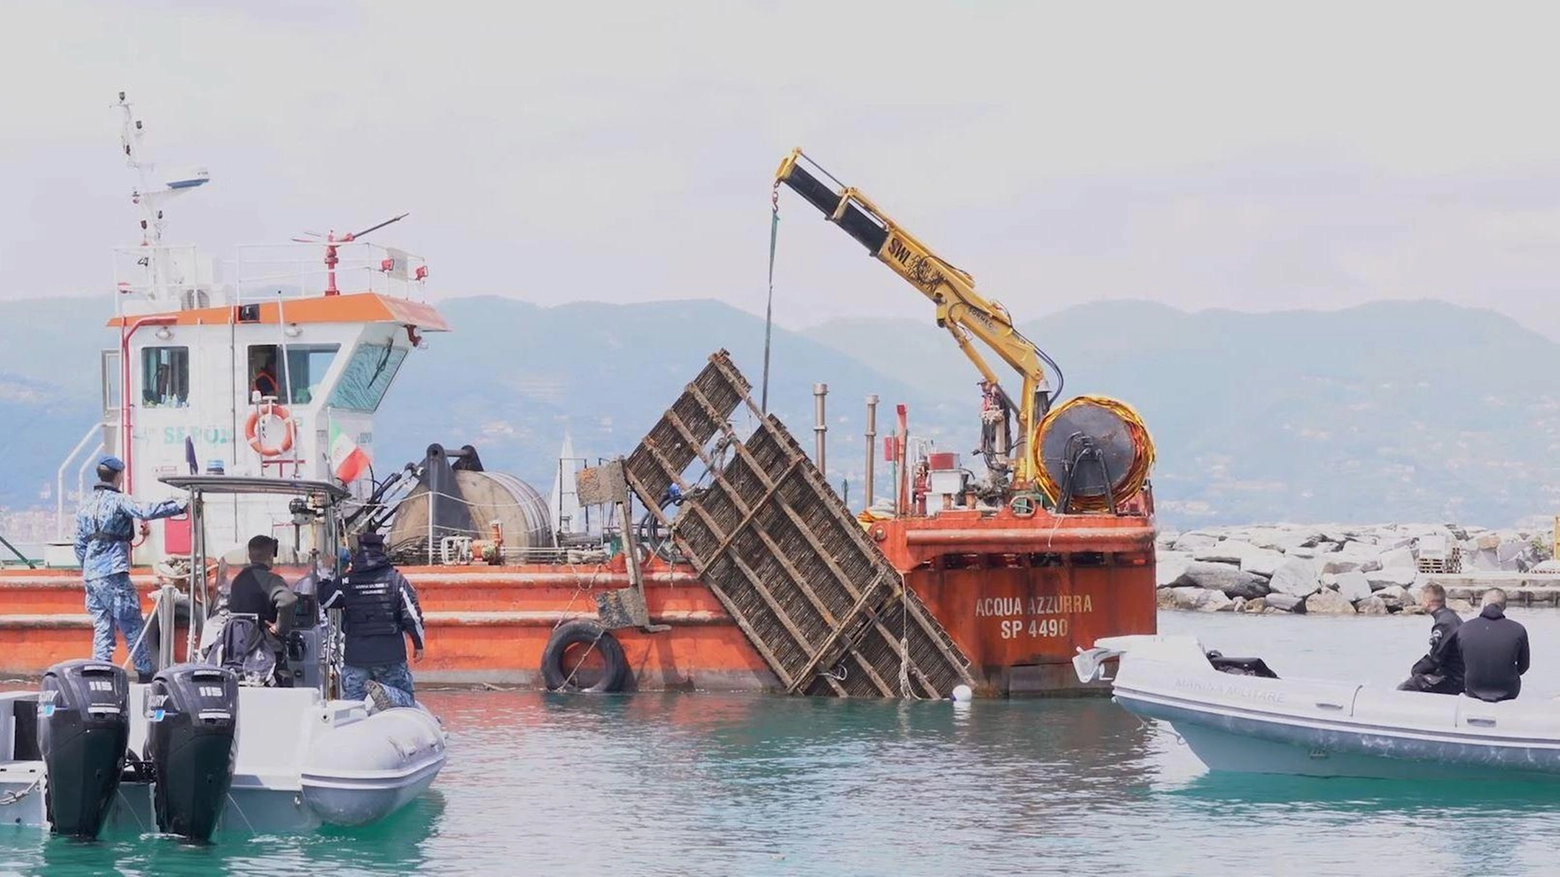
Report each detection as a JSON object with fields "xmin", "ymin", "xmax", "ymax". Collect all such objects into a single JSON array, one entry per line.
[{"xmin": 878, "ymin": 508, "xmax": 1158, "ymax": 696}]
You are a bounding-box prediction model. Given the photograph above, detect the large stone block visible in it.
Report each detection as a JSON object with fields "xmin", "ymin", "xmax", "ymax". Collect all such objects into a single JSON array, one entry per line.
[
  {"xmin": 1264, "ymin": 592, "xmax": 1306, "ymax": 613},
  {"xmin": 1156, "ymin": 551, "xmax": 1193, "ymax": 588},
  {"xmin": 1306, "ymin": 590, "xmax": 1357, "ymax": 615},
  {"xmin": 1268, "ymin": 558, "xmax": 1322, "ymax": 598},
  {"xmin": 1240, "ymin": 548, "xmax": 1286, "ymax": 578},
  {"xmin": 1193, "ymin": 540, "xmax": 1256, "ymax": 565},
  {"xmin": 1377, "ymin": 547, "xmax": 1416, "ymax": 570},
  {"xmin": 1336, "ymin": 571, "xmax": 1373, "ymax": 602},
  {"xmin": 1174, "ymin": 561, "xmax": 1270, "ymax": 599},
  {"xmin": 1355, "ymin": 595, "xmax": 1389, "ymax": 615}
]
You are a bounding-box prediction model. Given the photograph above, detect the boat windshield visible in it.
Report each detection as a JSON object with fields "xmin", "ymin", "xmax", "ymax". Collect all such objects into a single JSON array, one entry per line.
[
  {"xmin": 328, "ymin": 342, "xmax": 407, "ymax": 412},
  {"xmin": 142, "ymin": 345, "xmax": 189, "ymax": 408},
  {"xmin": 248, "ymin": 343, "xmax": 341, "ymax": 405}
]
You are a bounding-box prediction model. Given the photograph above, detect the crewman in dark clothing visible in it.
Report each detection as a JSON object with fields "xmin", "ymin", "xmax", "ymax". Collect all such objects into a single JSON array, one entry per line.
[
  {"xmin": 1456, "ymin": 588, "xmax": 1529, "ymax": 703},
  {"xmin": 1396, "ymin": 583, "xmax": 1464, "ymax": 694},
  {"xmin": 252, "ymin": 354, "xmax": 279, "ymax": 400},
  {"xmin": 319, "ymin": 532, "xmax": 424, "ymax": 712},
  {"xmin": 227, "ymin": 535, "xmax": 299, "ymax": 684}
]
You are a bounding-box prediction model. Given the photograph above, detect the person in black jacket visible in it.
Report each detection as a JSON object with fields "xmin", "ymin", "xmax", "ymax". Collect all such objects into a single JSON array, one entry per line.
[
  {"xmin": 228, "ymin": 535, "xmax": 299, "ymax": 635},
  {"xmin": 225, "ymin": 534, "xmax": 300, "ymax": 685},
  {"xmin": 1456, "ymin": 588, "xmax": 1530, "ymax": 702},
  {"xmin": 319, "ymin": 532, "xmax": 425, "ymax": 711},
  {"xmin": 1396, "ymin": 583, "xmax": 1464, "ymax": 694}
]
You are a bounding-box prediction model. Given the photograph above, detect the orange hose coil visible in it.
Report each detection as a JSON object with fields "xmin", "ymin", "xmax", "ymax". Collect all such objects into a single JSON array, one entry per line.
[{"xmin": 1030, "ymin": 395, "xmax": 1156, "ymax": 512}]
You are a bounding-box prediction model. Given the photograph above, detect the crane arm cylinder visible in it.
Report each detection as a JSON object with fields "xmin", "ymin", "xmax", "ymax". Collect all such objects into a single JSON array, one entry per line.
[{"xmin": 776, "ymin": 161, "xmax": 890, "ymax": 255}]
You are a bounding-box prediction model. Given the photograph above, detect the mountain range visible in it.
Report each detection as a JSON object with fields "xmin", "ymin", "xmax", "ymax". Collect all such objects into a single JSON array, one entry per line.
[{"xmin": 3, "ymin": 295, "xmax": 1558, "ymax": 530}]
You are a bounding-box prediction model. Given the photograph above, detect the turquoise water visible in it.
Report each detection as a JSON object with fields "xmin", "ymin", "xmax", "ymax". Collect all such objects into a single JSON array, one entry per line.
[{"xmin": 6, "ymin": 610, "xmax": 1560, "ymax": 876}]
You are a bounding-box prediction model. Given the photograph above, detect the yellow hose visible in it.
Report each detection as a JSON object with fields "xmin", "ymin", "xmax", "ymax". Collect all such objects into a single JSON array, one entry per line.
[{"xmin": 1031, "ymin": 395, "xmax": 1156, "ymax": 513}]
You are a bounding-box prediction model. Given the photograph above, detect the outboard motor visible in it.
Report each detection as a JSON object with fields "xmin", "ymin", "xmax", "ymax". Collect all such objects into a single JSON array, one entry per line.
[
  {"xmin": 37, "ymin": 659, "xmax": 130, "ymax": 838},
  {"xmin": 145, "ymin": 664, "xmax": 239, "ymax": 841}
]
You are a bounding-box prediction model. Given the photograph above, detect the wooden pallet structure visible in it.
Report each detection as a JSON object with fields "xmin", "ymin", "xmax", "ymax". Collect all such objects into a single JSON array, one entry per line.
[
  {"xmin": 620, "ymin": 351, "xmax": 973, "ymax": 698},
  {"xmin": 1415, "ymin": 536, "xmax": 1462, "ymax": 575}
]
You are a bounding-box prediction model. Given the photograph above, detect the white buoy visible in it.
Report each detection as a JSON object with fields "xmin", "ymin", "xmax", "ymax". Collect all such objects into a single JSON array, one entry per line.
[{"xmin": 951, "ymin": 684, "xmax": 973, "ymax": 703}]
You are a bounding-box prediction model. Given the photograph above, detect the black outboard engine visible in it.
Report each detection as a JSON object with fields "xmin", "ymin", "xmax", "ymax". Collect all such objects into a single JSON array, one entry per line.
[
  {"xmin": 37, "ymin": 659, "xmax": 130, "ymax": 838},
  {"xmin": 145, "ymin": 664, "xmax": 239, "ymax": 841}
]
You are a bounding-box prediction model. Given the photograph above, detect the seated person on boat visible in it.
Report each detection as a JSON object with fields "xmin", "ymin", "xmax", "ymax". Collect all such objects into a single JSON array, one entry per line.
[
  {"xmin": 1396, "ymin": 583, "xmax": 1464, "ymax": 695},
  {"xmin": 222, "ymin": 535, "xmax": 299, "ymax": 685},
  {"xmin": 1456, "ymin": 588, "xmax": 1529, "ymax": 703}
]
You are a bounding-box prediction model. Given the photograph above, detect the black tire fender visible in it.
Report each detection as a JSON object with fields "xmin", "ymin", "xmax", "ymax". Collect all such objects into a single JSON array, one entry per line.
[{"xmin": 541, "ymin": 619, "xmax": 628, "ymax": 693}]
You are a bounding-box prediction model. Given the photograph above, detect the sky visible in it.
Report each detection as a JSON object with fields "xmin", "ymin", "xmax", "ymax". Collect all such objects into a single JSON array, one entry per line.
[{"xmin": 6, "ymin": 1, "xmax": 1560, "ymax": 335}]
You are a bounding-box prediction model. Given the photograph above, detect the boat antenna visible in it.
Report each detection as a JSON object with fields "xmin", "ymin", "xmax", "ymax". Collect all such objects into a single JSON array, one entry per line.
[
  {"xmin": 116, "ymin": 92, "xmax": 160, "ymax": 247},
  {"xmin": 113, "ymin": 91, "xmax": 210, "ymax": 303}
]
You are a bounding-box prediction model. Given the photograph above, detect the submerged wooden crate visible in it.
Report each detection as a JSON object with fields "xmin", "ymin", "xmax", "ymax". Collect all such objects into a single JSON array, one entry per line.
[{"xmin": 623, "ymin": 351, "xmax": 972, "ymax": 698}]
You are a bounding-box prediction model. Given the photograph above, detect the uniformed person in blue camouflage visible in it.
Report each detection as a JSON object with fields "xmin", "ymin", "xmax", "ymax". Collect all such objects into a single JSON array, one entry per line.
[{"xmin": 72, "ymin": 455, "xmax": 188, "ymax": 682}]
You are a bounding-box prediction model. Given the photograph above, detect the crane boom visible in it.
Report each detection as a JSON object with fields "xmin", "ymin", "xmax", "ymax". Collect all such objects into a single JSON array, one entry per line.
[{"xmin": 774, "ymin": 148, "xmax": 1053, "ymax": 485}]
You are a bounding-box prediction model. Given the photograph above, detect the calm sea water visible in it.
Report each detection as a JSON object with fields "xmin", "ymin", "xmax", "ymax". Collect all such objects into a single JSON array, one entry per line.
[{"xmin": 7, "ymin": 610, "xmax": 1560, "ymax": 876}]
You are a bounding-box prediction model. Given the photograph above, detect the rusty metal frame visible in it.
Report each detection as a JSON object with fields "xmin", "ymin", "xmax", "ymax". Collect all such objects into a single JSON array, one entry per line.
[{"xmin": 621, "ymin": 351, "xmax": 972, "ymax": 698}]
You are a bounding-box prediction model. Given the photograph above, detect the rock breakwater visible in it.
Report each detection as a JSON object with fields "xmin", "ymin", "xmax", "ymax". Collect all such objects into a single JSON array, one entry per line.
[{"xmin": 1156, "ymin": 523, "xmax": 1557, "ymax": 615}]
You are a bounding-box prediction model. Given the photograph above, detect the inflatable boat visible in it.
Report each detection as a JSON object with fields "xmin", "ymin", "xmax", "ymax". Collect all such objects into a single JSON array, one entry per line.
[
  {"xmin": 0, "ymin": 658, "xmax": 445, "ymax": 840},
  {"xmin": 0, "ymin": 476, "xmax": 447, "ymax": 841},
  {"xmin": 1073, "ymin": 634, "xmax": 1560, "ymax": 782}
]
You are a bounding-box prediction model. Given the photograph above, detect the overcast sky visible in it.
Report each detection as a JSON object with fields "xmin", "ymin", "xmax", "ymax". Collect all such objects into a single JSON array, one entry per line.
[{"xmin": 6, "ymin": 1, "xmax": 1560, "ymax": 335}]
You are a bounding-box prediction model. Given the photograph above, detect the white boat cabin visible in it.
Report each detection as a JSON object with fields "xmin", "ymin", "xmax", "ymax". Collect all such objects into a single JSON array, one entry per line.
[{"xmin": 53, "ymin": 96, "xmax": 449, "ymax": 568}]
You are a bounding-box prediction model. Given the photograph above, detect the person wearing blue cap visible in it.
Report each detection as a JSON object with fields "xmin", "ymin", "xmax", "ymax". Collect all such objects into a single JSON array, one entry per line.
[{"xmin": 72, "ymin": 455, "xmax": 189, "ymax": 682}]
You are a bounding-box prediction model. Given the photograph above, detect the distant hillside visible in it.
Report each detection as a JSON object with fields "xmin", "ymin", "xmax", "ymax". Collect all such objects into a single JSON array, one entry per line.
[
  {"xmin": 806, "ymin": 299, "xmax": 1560, "ymax": 526},
  {"xmin": 5, "ymin": 294, "xmax": 1559, "ymax": 530},
  {"xmin": 0, "ymin": 373, "xmax": 99, "ymax": 507},
  {"xmin": 0, "ymin": 299, "xmax": 117, "ymax": 507}
]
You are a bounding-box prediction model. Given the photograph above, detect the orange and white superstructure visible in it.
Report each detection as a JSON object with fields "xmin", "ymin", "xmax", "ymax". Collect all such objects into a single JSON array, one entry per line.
[{"xmin": 86, "ymin": 94, "xmax": 447, "ymax": 564}]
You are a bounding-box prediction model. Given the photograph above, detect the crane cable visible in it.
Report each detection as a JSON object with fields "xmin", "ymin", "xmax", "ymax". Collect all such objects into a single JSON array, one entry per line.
[{"xmin": 760, "ymin": 183, "xmax": 781, "ymax": 413}]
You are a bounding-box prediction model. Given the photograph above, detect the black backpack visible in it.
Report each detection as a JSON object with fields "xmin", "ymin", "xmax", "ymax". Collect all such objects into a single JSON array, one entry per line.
[{"xmin": 203, "ymin": 614, "xmax": 278, "ymax": 686}]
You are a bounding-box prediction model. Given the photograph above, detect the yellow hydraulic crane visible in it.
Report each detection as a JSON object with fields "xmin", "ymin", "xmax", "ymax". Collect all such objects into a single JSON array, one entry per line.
[{"xmin": 773, "ymin": 148, "xmax": 1060, "ymax": 488}]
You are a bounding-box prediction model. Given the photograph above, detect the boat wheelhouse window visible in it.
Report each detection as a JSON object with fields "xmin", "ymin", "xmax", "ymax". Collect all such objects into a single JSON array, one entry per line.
[
  {"xmin": 141, "ymin": 346, "xmax": 189, "ymax": 408},
  {"xmin": 247, "ymin": 344, "xmax": 341, "ymax": 405},
  {"xmin": 328, "ymin": 342, "xmax": 408, "ymax": 412}
]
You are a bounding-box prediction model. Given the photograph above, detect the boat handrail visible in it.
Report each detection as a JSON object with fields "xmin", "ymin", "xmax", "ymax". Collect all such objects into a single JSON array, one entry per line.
[
  {"xmin": 111, "ymin": 239, "xmax": 430, "ymax": 314},
  {"xmin": 54, "ymin": 423, "xmax": 106, "ymax": 540},
  {"xmin": 233, "ymin": 240, "xmax": 429, "ymax": 305}
]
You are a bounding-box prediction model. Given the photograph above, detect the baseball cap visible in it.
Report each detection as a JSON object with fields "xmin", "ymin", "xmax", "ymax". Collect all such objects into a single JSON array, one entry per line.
[{"xmin": 98, "ymin": 455, "xmax": 126, "ymax": 473}]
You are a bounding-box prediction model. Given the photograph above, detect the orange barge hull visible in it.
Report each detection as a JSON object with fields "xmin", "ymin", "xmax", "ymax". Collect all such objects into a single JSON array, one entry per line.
[{"xmin": 0, "ymin": 507, "xmax": 1154, "ymax": 695}]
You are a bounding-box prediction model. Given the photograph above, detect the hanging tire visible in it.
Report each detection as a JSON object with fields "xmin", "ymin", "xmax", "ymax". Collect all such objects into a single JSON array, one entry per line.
[{"xmin": 541, "ymin": 619, "xmax": 628, "ymax": 693}]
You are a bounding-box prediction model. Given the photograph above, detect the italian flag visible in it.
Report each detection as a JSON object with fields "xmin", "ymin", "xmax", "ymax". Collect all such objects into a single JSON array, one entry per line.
[{"xmin": 329, "ymin": 423, "xmax": 371, "ymax": 483}]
